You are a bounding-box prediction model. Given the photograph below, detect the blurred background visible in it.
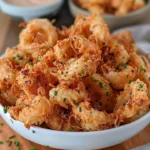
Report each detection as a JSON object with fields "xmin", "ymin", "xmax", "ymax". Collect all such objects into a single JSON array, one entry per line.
[{"xmin": 0, "ymin": 0, "xmax": 150, "ymax": 55}]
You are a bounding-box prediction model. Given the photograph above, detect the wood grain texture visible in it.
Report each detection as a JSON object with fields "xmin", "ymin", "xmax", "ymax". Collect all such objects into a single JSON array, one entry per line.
[
  {"xmin": 0, "ymin": 117, "xmax": 150, "ymax": 150},
  {"xmin": 0, "ymin": 2, "xmax": 150, "ymax": 150}
]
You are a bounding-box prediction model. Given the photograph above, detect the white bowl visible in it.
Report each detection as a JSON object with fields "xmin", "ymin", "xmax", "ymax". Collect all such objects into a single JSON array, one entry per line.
[
  {"xmin": 0, "ymin": 0, "xmax": 64, "ymax": 21},
  {"xmin": 68, "ymin": 0, "xmax": 150, "ymax": 30},
  {"xmin": 0, "ymin": 104, "xmax": 150, "ymax": 150},
  {"xmin": 0, "ymin": 25, "xmax": 150, "ymax": 149}
]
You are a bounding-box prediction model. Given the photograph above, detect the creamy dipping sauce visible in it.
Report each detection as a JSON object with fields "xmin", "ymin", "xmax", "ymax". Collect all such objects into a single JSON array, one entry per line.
[{"xmin": 5, "ymin": 0, "xmax": 56, "ymax": 7}]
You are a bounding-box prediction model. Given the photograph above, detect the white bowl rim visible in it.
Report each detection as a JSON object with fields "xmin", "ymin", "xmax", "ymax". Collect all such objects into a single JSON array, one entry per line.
[
  {"xmin": 69, "ymin": 0, "xmax": 150, "ymax": 18},
  {"xmin": 1, "ymin": 104, "xmax": 150, "ymax": 135},
  {"xmin": 0, "ymin": 0, "xmax": 63, "ymax": 10}
]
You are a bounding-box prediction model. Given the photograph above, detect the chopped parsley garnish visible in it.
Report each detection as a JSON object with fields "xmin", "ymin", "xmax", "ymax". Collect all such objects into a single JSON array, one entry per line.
[
  {"xmin": 30, "ymin": 147, "xmax": 36, "ymax": 150},
  {"xmin": 32, "ymin": 130, "xmax": 36, "ymax": 133},
  {"xmin": 0, "ymin": 141, "xmax": 3, "ymax": 144},
  {"xmin": 69, "ymin": 127, "xmax": 74, "ymax": 131},
  {"xmin": 17, "ymin": 55, "xmax": 23, "ymax": 60},
  {"xmin": 126, "ymin": 74, "xmax": 129, "ymax": 78},
  {"xmin": 10, "ymin": 119, "xmax": 13, "ymax": 123},
  {"xmin": 9, "ymin": 135, "xmax": 16, "ymax": 139},
  {"xmin": 54, "ymin": 91, "xmax": 58, "ymax": 96},
  {"xmin": 99, "ymin": 82, "xmax": 103, "ymax": 88},
  {"xmin": 139, "ymin": 84, "xmax": 143, "ymax": 88},
  {"xmin": 16, "ymin": 147, "xmax": 20, "ymax": 150},
  {"xmin": 79, "ymin": 107, "xmax": 82, "ymax": 112},
  {"xmin": 6, "ymin": 140, "xmax": 12, "ymax": 146},
  {"xmin": 14, "ymin": 141, "xmax": 20, "ymax": 146},
  {"xmin": 140, "ymin": 66, "xmax": 146, "ymax": 72},
  {"xmin": 80, "ymin": 69, "xmax": 84, "ymax": 74},
  {"xmin": 106, "ymin": 69, "xmax": 108, "ymax": 73},
  {"xmin": 109, "ymin": 83, "xmax": 112, "ymax": 87},
  {"xmin": 106, "ymin": 92, "xmax": 109, "ymax": 96},
  {"xmin": 12, "ymin": 56, "xmax": 16, "ymax": 60},
  {"xmin": 102, "ymin": 41, "xmax": 106, "ymax": 45},
  {"xmin": 63, "ymin": 98, "xmax": 66, "ymax": 102},
  {"xmin": 128, "ymin": 80, "xmax": 132, "ymax": 84},
  {"xmin": 124, "ymin": 64, "xmax": 128, "ymax": 69},
  {"xmin": 148, "ymin": 77, "xmax": 150, "ymax": 81},
  {"xmin": 3, "ymin": 107, "xmax": 7, "ymax": 114},
  {"xmin": 37, "ymin": 121, "xmax": 40, "ymax": 126},
  {"xmin": 93, "ymin": 79, "xmax": 98, "ymax": 82}
]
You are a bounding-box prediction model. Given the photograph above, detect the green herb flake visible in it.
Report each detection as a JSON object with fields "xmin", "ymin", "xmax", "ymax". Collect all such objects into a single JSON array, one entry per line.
[
  {"xmin": 139, "ymin": 84, "xmax": 144, "ymax": 88},
  {"xmin": 140, "ymin": 66, "xmax": 146, "ymax": 72},
  {"xmin": 124, "ymin": 64, "xmax": 128, "ymax": 69},
  {"xmin": 106, "ymin": 69, "xmax": 108, "ymax": 73},
  {"xmin": 14, "ymin": 141, "xmax": 20, "ymax": 146},
  {"xmin": 79, "ymin": 107, "xmax": 82, "ymax": 112},
  {"xmin": 0, "ymin": 141, "xmax": 3, "ymax": 144},
  {"xmin": 80, "ymin": 69, "xmax": 84, "ymax": 74},
  {"xmin": 148, "ymin": 77, "xmax": 150, "ymax": 81},
  {"xmin": 6, "ymin": 140, "xmax": 12, "ymax": 146},
  {"xmin": 102, "ymin": 41, "xmax": 106, "ymax": 45},
  {"xmin": 32, "ymin": 130, "xmax": 36, "ymax": 133},
  {"xmin": 99, "ymin": 82, "xmax": 103, "ymax": 88},
  {"xmin": 10, "ymin": 119, "xmax": 13, "ymax": 123},
  {"xmin": 69, "ymin": 127, "xmax": 74, "ymax": 131},
  {"xmin": 16, "ymin": 147, "xmax": 20, "ymax": 150},
  {"xmin": 93, "ymin": 79, "xmax": 98, "ymax": 82},
  {"xmin": 128, "ymin": 80, "xmax": 132, "ymax": 84},
  {"xmin": 54, "ymin": 91, "xmax": 58, "ymax": 97},
  {"xmin": 30, "ymin": 147, "xmax": 36, "ymax": 150},
  {"xmin": 3, "ymin": 107, "xmax": 7, "ymax": 114},
  {"xmin": 106, "ymin": 92, "xmax": 109, "ymax": 96},
  {"xmin": 109, "ymin": 83, "xmax": 112, "ymax": 87},
  {"xmin": 17, "ymin": 55, "xmax": 24, "ymax": 60},
  {"xmin": 9, "ymin": 135, "xmax": 16, "ymax": 139},
  {"xmin": 12, "ymin": 56, "xmax": 16, "ymax": 60},
  {"xmin": 126, "ymin": 74, "xmax": 129, "ymax": 78},
  {"xmin": 63, "ymin": 98, "xmax": 66, "ymax": 102}
]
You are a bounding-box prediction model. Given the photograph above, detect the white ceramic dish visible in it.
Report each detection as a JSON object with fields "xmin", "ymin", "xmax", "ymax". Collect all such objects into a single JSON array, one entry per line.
[
  {"xmin": 0, "ymin": 0, "xmax": 64, "ymax": 21},
  {"xmin": 68, "ymin": 0, "xmax": 150, "ymax": 30},
  {"xmin": 0, "ymin": 25, "xmax": 150, "ymax": 150},
  {"xmin": 0, "ymin": 105, "xmax": 150, "ymax": 150}
]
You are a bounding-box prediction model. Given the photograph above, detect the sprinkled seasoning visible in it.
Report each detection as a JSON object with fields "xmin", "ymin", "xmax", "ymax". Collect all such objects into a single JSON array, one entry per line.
[
  {"xmin": 0, "ymin": 141, "xmax": 3, "ymax": 144},
  {"xmin": 139, "ymin": 84, "xmax": 143, "ymax": 88},
  {"xmin": 128, "ymin": 80, "xmax": 132, "ymax": 84},
  {"xmin": 63, "ymin": 98, "xmax": 66, "ymax": 102},
  {"xmin": 9, "ymin": 135, "xmax": 16, "ymax": 139},
  {"xmin": 69, "ymin": 127, "xmax": 74, "ymax": 131},
  {"xmin": 30, "ymin": 147, "xmax": 36, "ymax": 150},
  {"xmin": 3, "ymin": 107, "xmax": 7, "ymax": 114},
  {"xmin": 140, "ymin": 66, "xmax": 146, "ymax": 72},
  {"xmin": 106, "ymin": 92, "xmax": 109, "ymax": 96},
  {"xmin": 54, "ymin": 91, "xmax": 58, "ymax": 96},
  {"xmin": 99, "ymin": 82, "xmax": 103, "ymax": 88},
  {"xmin": 79, "ymin": 107, "xmax": 82, "ymax": 112}
]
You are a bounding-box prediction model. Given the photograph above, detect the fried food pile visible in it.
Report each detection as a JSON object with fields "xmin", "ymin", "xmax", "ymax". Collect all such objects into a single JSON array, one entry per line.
[
  {"xmin": 0, "ymin": 14, "xmax": 150, "ymax": 131},
  {"xmin": 75, "ymin": 0, "xmax": 146, "ymax": 16}
]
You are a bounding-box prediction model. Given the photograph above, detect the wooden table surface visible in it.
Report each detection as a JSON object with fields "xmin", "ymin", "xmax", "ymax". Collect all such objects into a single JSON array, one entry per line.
[{"xmin": 0, "ymin": 3, "xmax": 150, "ymax": 150}]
